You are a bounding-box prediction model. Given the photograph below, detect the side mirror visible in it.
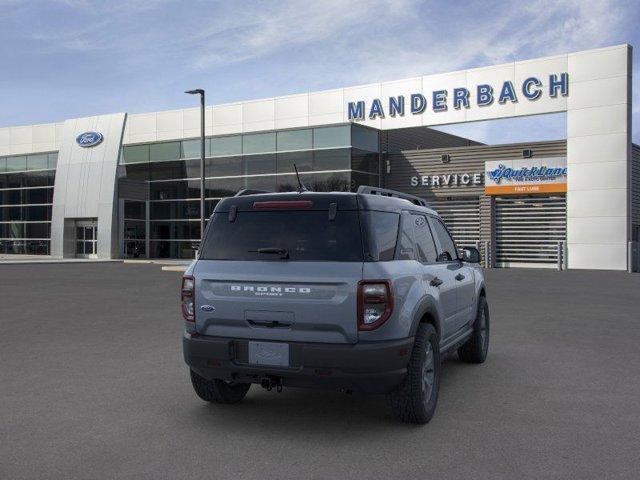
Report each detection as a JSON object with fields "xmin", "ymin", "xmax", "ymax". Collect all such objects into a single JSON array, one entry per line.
[{"xmin": 461, "ymin": 247, "xmax": 481, "ymax": 264}]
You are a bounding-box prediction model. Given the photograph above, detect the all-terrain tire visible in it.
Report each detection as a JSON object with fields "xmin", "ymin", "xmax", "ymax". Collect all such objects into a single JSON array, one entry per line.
[
  {"xmin": 458, "ymin": 295, "xmax": 490, "ymax": 364},
  {"xmin": 386, "ymin": 323, "xmax": 440, "ymax": 424},
  {"xmin": 190, "ymin": 370, "xmax": 251, "ymax": 404}
]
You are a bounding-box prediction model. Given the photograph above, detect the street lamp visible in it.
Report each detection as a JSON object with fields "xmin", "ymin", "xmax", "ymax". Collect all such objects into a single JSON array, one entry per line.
[{"xmin": 185, "ymin": 89, "xmax": 206, "ymax": 249}]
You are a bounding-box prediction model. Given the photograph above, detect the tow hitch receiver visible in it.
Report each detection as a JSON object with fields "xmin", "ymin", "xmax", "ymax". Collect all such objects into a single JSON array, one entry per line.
[{"xmin": 260, "ymin": 376, "xmax": 283, "ymax": 392}]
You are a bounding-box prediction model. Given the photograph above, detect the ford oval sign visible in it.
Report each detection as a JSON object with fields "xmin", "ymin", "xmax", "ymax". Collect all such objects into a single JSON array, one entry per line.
[{"xmin": 76, "ymin": 131, "xmax": 103, "ymax": 148}]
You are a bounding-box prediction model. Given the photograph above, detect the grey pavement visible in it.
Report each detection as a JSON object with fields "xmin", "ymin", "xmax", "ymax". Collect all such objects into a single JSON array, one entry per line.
[{"xmin": 1, "ymin": 263, "xmax": 639, "ymax": 479}]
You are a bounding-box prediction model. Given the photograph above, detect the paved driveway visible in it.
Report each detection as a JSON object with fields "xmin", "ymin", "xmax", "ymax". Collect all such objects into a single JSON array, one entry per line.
[{"xmin": 1, "ymin": 264, "xmax": 639, "ymax": 479}]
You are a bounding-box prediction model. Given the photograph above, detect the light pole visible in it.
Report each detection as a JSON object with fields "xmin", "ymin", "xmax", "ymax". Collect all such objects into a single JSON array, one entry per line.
[{"xmin": 185, "ymin": 89, "xmax": 206, "ymax": 246}]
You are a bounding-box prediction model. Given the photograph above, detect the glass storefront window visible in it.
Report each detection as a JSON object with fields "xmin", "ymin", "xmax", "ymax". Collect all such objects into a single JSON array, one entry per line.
[
  {"xmin": 25, "ymin": 188, "xmax": 53, "ymax": 204},
  {"xmin": 150, "ymin": 200, "xmax": 201, "ymax": 220},
  {"xmin": 24, "ymin": 205, "xmax": 51, "ymax": 221},
  {"xmin": 124, "ymin": 201, "xmax": 146, "ymax": 220},
  {"xmin": 352, "ymin": 125, "xmax": 380, "ymax": 152},
  {"xmin": 205, "ymin": 177, "xmax": 243, "ymax": 198},
  {"xmin": 0, "ymin": 158, "xmax": 6, "ymax": 173},
  {"xmin": 313, "ymin": 126, "xmax": 350, "ymax": 149},
  {"xmin": 150, "ymin": 159, "xmax": 200, "ymax": 181},
  {"xmin": 0, "ymin": 165, "xmax": 56, "ymax": 255},
  {"xmin": 25, "ymin": 222, "xmax": 50, "ymax": 239},
  {"xmin": 120, "ymin": 163, "xmax": 150, "ymax": 181},
  {"xmin": 313, "ymin": 148, "xmax": 350, "ymax": 171},
  {"xmin": 123, "ymin": 220, "xmax": 146, "ymax": 239},
  {"xmin": 27, "ymin": 154, "xmax": 49, "ymax": 171},
  {"xmin": 244, "ymin": 174, "xmax": 276, "ymax": 192},
  {"xmin": 0, "ymin": 190, "xmax": 21, "ymax": 205},
  {"xmin": 211, "ymin": 136, "xmax": 242, "ymax": 157},
  {"xmin": 117, "ymin": 129, "xmax": 380, "ymax": 259},
  {"xmin": 150, "ymin": 180, "xmax": 200, "ymax": 200},
  {"xmin": 5, "ymin": 156, "xmax": 27, "ymax": 172},
  {"xmin": 275, "ymin": 174, "xmax": 300, "ymax": 192},
  {"xmin": 48, "ymin": 153, "xmax": 58, "ymax": 170},
  {"xmin": 206, "ymin": 156, "xmax": 243, "ymax": 177},
  {"xmin": 122, "ymin": 145, "xmax": 150, "ymax": 164},
  {"xmin": 124, "ymin": 240, "xmax": 145, "ymax": 259},
  {"xmin": 150, "ymin": 221, "xmax": 200, "ymax": 240},
  {"xmin": 277, "ymin": 151, "xmax": 313, "ymax": 174},
  {"xmin": 181, "ymin": 139, "xmax": 210, "ymax": 159},
  {"xmin": 150, "ymin": 142, "xmax": 181, "ymax": 162},
  {"xmin": 149, "ymin": 240, "xmax": 197, "ymax": 259},
  {"xmin": 243, "ymin": 133, "xmax": 276, "ymax": 154},
  {"xmin": 277, "ymin": 129, "xmax": 312, "ymax": 151},
  {"xmin": 244, "ymin": 154, "xmax": 276, "ymax": 175},
  {"xmin": 3, "ymin": 221, "xmax": 25, "ymax": 238},
  {"xmin": 351, "ymin": 171, "xmax": 380, "ymax": 191},
  {"xmin": 25, "ymin": 171, "xmax": 55, "ymax": 187},
  {"xmin": 351, "ymin": 149, "xmax": 379, "ymax": 174}
]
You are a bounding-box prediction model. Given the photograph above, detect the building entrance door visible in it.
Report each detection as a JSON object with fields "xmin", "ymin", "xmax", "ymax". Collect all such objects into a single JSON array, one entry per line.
[{"xmin": 76, "ymin": 220, "xmax": 98, "ymax": 258}]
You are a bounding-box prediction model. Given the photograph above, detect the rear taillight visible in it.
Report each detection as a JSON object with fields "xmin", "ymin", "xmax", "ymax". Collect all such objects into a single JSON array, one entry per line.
[
  {"xmin": 181, "ymin": 276, "xmax": 195, "ymax": 322},
  {"xmin": 357, "ymin": 280, "xmax": 393, "ymax": 331}
]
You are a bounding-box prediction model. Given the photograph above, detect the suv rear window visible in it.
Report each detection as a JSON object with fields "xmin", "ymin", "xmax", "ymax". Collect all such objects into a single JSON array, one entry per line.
[
  {"xmin": 200, "ymin": 209, "xmax": 401, "ymax": 262},
  {"xmin": 200, "ymin": 210, "xmax": 364, "ymax": 261}
]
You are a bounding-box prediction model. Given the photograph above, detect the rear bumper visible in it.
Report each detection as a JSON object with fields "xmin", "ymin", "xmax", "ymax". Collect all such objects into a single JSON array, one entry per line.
[{"xmin": 183, "ymin": 332, "xmax": 414, "ymax": 394}]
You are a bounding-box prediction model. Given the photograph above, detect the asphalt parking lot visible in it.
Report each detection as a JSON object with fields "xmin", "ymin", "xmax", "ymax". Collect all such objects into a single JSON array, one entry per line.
[{"xmin": 1, "ymin": 263, "xmax": 639, "ymax": 479}]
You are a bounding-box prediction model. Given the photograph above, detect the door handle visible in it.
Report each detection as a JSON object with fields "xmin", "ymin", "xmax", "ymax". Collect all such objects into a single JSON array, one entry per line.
[
  {"xmin": 455, "ymin": 273, "xmax": 465, "ymax": 281},
  {"xmin": 430, "ymin": 277, "xmax": 443, "ymax": 287}
]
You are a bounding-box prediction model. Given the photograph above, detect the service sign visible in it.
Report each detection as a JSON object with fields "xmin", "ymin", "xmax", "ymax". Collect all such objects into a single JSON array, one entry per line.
[{"xmin": 484, "ymin": 157, "xmax": 567, "ymax": 195}]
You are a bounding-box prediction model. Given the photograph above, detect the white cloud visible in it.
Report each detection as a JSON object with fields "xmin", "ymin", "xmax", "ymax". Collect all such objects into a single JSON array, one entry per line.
[{"xmin": 2, "ymin": 0, "xmax": 638, "ymax": 141}]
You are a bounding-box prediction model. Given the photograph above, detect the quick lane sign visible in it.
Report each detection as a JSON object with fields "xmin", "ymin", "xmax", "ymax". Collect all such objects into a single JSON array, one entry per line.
[
  {"xmin": 348, "ymin": 73, "xmax": 569, "ymax": 120},
  {"xmin": 484, "ymin": 157, "xmax": 567, "ymax": 195}
]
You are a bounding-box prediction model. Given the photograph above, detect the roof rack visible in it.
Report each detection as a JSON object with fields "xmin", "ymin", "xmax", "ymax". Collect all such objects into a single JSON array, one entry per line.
[
  {"xmin": 234, "ymin": 189, "xmax": 269, "ymax": 197},
  {"xmin": 357, "ymin": 185, "xmax": 428, "ymax": 207}
]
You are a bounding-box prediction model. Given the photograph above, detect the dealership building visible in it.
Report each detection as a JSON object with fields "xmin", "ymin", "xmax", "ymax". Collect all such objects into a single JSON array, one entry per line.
[{"xmin": 0, "ymin": 44, "xmax": 638, "ymax": 271}]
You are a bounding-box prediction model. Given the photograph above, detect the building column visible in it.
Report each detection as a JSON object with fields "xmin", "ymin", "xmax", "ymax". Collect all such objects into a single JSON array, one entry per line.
[{"xmin": 566, "ymin": 45, "xmax": 632, "ymax": 270}]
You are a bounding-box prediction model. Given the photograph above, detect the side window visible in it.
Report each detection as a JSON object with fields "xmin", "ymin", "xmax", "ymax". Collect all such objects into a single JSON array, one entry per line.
[
  {"xmin": 412, "ymin": 214, "xmax": 438, "ymax": 263},
  {"xmin": 365, "ymin": 211, "xmax": 400, "ymax": 261},
  {"xmin": 428, "ymin": 217, "xmax": 458, "ymax": 262},
  {"xmin": 397, "ymin": 213, "xmax": 416, "ymax": 260}
]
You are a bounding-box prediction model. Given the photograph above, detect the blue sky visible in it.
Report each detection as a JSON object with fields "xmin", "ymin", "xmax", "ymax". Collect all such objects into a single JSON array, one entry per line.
[{"xmin": 0, "ymin": 0, "xmax": 638, "ymax": 144}]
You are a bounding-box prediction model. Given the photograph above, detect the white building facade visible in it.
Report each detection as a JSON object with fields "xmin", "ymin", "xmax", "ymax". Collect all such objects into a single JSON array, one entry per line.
[{"xmin": 0, "ymin": 45, "xmax": 636, "ymax": 271}]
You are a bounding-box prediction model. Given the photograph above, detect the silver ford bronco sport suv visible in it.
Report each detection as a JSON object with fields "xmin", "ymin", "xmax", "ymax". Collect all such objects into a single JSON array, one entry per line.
[{"xmin": 182, "ymin": 186, "xmax": 489, "ymax": 424}]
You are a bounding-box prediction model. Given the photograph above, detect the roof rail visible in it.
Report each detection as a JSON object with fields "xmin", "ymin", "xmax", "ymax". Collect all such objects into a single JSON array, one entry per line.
[
  {"xmin": 357, "ymin": 185, "xmax": 428, "ymax": 207},
  {"xmin": 234, "ymin": 189, "xmax": 269, "ymax": 197}
]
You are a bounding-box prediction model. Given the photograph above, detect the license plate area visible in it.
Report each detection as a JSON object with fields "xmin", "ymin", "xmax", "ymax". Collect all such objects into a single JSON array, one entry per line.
[{"xmin": 248, "ymin": 341, "xmax": 290, "ymax": 367}]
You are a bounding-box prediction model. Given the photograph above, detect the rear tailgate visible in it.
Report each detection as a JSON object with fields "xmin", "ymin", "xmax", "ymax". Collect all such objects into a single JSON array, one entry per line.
[{"xmin": 194, "ymin": 260, "xmax": 362, "ymax": 344}]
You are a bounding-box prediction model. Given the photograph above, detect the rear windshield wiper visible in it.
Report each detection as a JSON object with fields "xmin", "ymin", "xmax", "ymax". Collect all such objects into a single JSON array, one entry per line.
[{"xmin": 249, "ymin": 247, "xmax": 290, "ymax": 259}]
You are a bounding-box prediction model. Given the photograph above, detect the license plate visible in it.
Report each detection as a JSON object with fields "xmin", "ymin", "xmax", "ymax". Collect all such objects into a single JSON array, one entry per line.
[{"xmin": 248, "ymin": 341, "xmax": 289, "ymax": 367}]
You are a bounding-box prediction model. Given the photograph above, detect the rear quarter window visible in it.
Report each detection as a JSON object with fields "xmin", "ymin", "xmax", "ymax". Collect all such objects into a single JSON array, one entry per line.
[{"xmin": 360, "ymin": 211, "xmax": 400, "ymax": 261}]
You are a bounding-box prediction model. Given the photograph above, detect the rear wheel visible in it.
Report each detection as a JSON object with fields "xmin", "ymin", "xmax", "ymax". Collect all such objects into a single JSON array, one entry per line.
[
  {"xmin": 386, "ymin": 323, "xmax": 440, "ymax": 424},
  {"xmin": 458, "ymin": 295, "xmax": 490, "ymax": 364},
  {"xmin": 190, "ymin": 370, "xmax": 251, "ymax": 404}
]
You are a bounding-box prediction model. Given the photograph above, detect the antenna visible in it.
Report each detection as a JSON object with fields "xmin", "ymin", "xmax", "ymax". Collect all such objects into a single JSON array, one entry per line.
[{"xmin": 293, "ymin": 164, "xmax": 308, "ymax": 193}]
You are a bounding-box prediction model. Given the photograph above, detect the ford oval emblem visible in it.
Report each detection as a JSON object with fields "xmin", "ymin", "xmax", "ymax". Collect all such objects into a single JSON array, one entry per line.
[
  {"xmin": 76, "ymin": 131, "xmax": 103, "ymax": 148},
  {"xmin": 200, "ymin": 305, "xmax": 215, "ymax": 312}
]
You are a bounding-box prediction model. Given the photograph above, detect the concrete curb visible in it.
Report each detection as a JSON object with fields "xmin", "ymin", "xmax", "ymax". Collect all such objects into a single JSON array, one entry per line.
[{"xmin": 161, "ymin": 265, "xmax": 188, "ymax": 272}]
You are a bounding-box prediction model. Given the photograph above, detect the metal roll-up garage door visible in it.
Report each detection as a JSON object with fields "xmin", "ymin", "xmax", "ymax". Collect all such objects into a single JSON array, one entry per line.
[
  {"xmin": 495, "ymin": 195, "xmax": 567, "ymax": 267},
  {"xmin": 429, "ymin": 197, "xmax": 480, "ymax": 248}
]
